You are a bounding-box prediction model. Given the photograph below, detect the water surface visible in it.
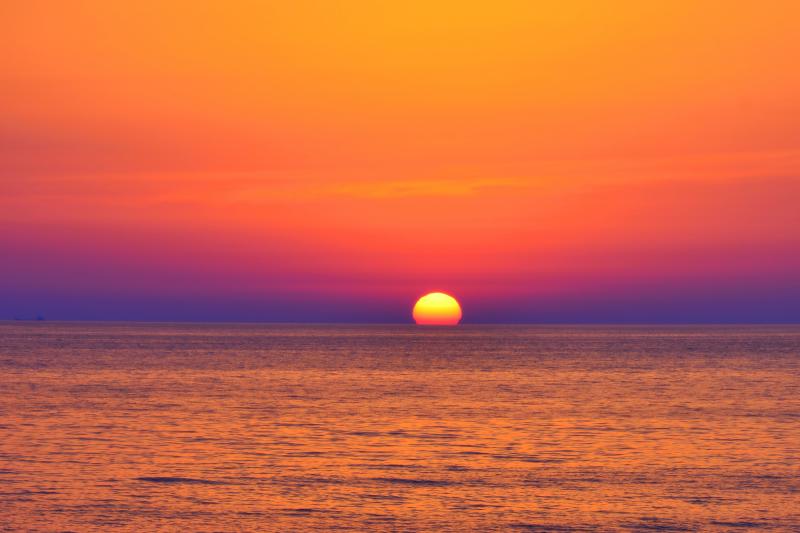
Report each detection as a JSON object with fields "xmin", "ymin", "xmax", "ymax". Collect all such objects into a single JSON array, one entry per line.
[{"xmin": 1, "ymin": 323, "xmax": 798, "ymax": 531}]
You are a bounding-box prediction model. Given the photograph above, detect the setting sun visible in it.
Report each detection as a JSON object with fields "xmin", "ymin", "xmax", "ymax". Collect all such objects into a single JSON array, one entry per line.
[{"xmin": 413, "ymin": 292, "xmax": 462, "ymax": 325}]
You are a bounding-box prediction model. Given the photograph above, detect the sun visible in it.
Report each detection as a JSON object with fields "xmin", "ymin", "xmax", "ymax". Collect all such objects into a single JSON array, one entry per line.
[{"xmin": 413, "ymin": 292, "xmax": 462, "ymax": 325}]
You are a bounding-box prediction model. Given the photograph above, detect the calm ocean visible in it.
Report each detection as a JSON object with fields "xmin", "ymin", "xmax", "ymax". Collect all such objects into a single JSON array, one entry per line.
[{"xmin": 1, "ymin": 322, "xmax": 798, "ymax": 531}]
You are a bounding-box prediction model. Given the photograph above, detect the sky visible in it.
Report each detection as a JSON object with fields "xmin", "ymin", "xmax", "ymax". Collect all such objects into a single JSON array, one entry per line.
[{"xmin": 2, "ymin": 1, "xmax": 799, "ymax": 322}]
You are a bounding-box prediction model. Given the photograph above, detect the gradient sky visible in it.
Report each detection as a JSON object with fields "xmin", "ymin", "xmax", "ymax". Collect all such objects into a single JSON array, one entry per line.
[{"xmin": 2, "ymin": 1, "xmax": 799, "ymax": 322}]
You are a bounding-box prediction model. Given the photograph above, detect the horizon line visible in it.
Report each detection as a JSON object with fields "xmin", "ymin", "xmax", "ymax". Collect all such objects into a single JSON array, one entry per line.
[{"xmin": 2, "ymin": 319, "xmax": 799, "ymax": 326}]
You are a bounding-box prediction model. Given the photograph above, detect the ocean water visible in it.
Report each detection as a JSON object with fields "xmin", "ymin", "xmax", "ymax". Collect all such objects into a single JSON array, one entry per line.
[{"xmin": 0, "ymin": 322, "xmax": 798, "ymax": 532}]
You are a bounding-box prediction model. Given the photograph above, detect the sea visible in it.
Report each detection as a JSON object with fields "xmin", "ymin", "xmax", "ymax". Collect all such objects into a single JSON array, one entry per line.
[{"xmin": 1, "ymin": 322, "xmax": 798, "ymax": 531}]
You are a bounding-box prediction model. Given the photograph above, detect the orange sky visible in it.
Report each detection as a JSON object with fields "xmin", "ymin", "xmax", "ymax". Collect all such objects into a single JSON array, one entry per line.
[{"xmin": 2, "ymin": 1, "xmax": 799, "ymax": 321}]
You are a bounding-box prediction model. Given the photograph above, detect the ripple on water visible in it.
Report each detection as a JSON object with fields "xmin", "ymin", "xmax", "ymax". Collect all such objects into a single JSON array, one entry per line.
[
  {"xmin": 371, "ymin": 477, "xmax": 457, "ymax": 487},
  {"xmin": 135, "ymin": 477, "xmax": 229, "ymax": 485}
]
